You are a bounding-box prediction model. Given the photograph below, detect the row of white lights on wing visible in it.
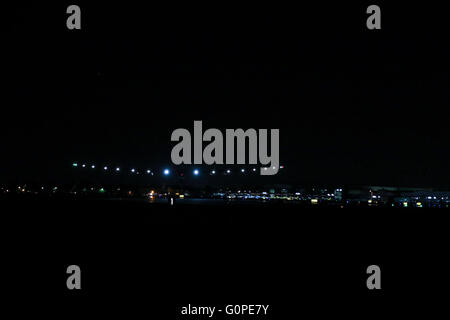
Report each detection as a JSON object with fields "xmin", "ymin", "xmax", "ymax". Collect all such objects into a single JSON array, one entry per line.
[
  {"xmin": 72, "ymin": 163, "xmax": 284, "ymax": 176},
  {"xmin": 73, "ymin": 163, "xmax": 155, "ymax": 175}
]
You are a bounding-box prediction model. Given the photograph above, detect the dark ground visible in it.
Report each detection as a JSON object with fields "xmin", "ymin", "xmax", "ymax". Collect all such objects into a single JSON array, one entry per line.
[{"xmin": 2, "ymin": 197, "xmax": 449, "ymax": 317}]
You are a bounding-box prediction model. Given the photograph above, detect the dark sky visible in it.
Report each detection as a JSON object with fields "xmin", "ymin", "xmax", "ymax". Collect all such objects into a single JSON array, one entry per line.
[{"xmin": 3, "ymin": 2, "xmax": 450, "ymax": 187}]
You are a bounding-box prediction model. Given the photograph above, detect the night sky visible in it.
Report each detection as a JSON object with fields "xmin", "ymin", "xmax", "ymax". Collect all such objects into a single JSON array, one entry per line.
[{"xmin": 3, "ymin": 3, "xmax": 449, "ymax": 187}]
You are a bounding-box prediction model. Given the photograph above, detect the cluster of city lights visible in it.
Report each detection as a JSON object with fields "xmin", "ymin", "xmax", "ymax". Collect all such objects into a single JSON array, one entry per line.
[{"xmin": 71, "ymin": 162, "xmax": 284, "ymax": 176}]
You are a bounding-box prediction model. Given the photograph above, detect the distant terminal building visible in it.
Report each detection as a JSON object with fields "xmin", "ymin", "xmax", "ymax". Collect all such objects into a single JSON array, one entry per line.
[{"xmin": 346, "ymin": 186, "xmax": 449, "ymax": 208}]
